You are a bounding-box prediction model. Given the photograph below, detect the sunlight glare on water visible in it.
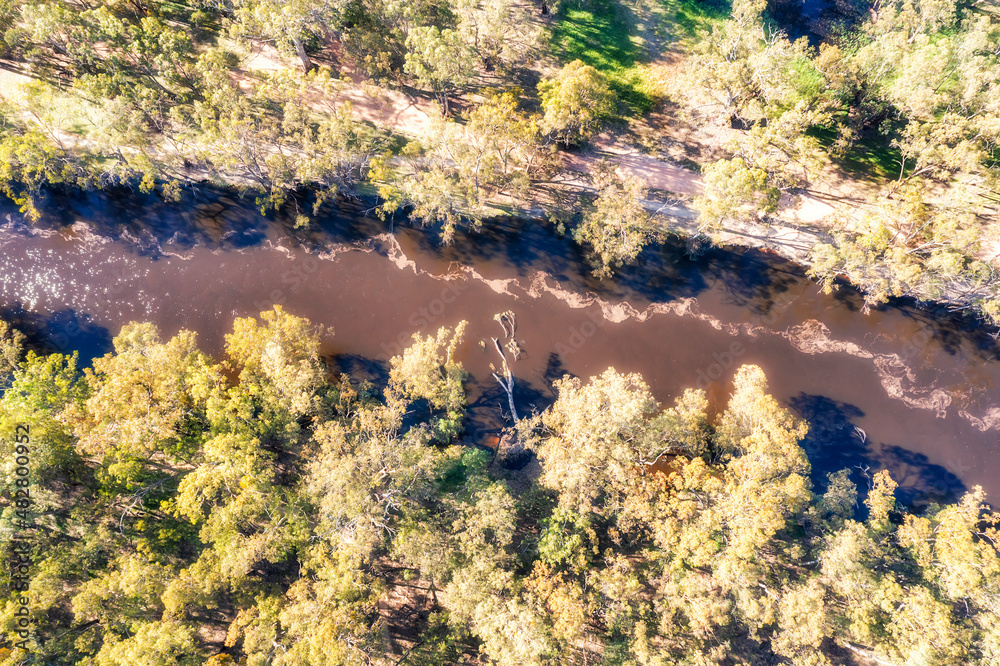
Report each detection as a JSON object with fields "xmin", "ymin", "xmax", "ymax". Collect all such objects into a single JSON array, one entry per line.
[{"xmin": 0, "ymin": 242, "xmax": 155, "ymax": 319}]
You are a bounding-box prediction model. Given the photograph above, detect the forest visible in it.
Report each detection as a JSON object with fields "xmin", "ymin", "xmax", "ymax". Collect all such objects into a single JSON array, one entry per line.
[
  {"xmin": 0, "ymin": 0, "xmax": 998, "ymax": 320},
  {"xmin": 0, "ymin": 310, "xmax": 998, "ymax": 664}
]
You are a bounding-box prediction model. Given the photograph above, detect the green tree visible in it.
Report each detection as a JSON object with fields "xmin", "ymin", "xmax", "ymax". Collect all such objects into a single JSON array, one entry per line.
[
  {"xmin": 807, "ymin": 180, "xmax": 999, "ymax": 318},
  {"xmin": 574, "ymin": 161, "xmax": 654, "ymax": 278},
  {"xmin": 0, "ymin": 351, "xmax": 83, "ymax": 493},
  {"xmin": 0, "ymin": 320, "xmax": 24, "ymax": 381},
  {"xmin": 73, "ymin": 324, "xmax": 222, "ymax": 489},
  {"xmin": 538, "ymin": 59, "xmax": 616, "ymax": 145},
  {"xmin": 534, "ymin": 368, "xmax": 665, "ymax": 517},
  {"xmin": 404, "ymin": 26, "xmax": 474, "ymax": 114},
  {"xmin": 693, "ymin": 156, "xmax": 780, "ymax": 232},
  {"xmin": 377, "ymin": 92, "xmax": 548, "ymax": 240},
  {"xmin": 389, "ymin": 321, "xmax": 468, "ymax": 441},
  {"xmin": 222, "ymin": 305, "xmax": 328, "ymax": 436},
  {"xmin": 0, "ymin": 126, "xmax": 87, "ymax": 220},
  {"xmin": 454, "ymin": 0, "xmax": 541, "ymax": 73},
  {"xmin": 94, "ymin": 620, "xmax": 202, "ymax": 666},
  {"xmin": 193, "ymin": 94, "xmax": 387, "ymax": 216}
]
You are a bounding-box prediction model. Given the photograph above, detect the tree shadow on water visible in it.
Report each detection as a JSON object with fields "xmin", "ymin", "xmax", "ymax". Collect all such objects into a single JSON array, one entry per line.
[
  {"xmin": 13, "ymin": 185, "xmax": 826, "ymax": 322},
  {"xmin": 789, "ymin": 393, "xmax": 965, "ymax": 510},
  {"xmin": 1, "ymin": 305, "xmax": 113, "ymax": 365},
  {"xmin": 891, "ymin": 300, "xmax": 1000, "ymax": 363},
  {"xmin": 699, "ymin": 245, "xmax": 809, "ymax": 312},
  {"xmin": 332, "ymin": 353, "xmax": 390, "ymax": 390},
  {"xmin": 588, "ymin": 240, "xmax": 711, "ymax": 305},
  {"xmin": 14, "ymin": 185, "xmax": 274, "ymax": 257},
  {"xmin": 390, "ymin": 214, "xmax": 603, "ymax": 297},
  {"xmin": 12, "ymin": 183, "xmax": 393, "ymax": 258},
  {"xmin": 806, "ymin": 279, "xmax": 1000, "ymax": 364},
  {"xmin": 389, "ymin": 214, "xmax": 715, "ymax": 305},
  {"xmin": 538, "ymin": 352, "xmax": 575, "ymax": 400}
]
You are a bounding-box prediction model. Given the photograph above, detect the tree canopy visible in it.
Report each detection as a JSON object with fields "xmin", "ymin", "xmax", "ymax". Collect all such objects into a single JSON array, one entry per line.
[{"xmin": 2, "ymin": 311, "xmax": 999, "ymax": 664}]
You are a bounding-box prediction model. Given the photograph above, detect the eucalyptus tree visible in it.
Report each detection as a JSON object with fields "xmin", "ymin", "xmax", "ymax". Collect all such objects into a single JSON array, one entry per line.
[
  {"xmin": 574, "ymin": 160, "xmax": 655, "ymax": 277},
  {"xmin": 376, "ymin": 92, "xmax": 547, "ymax": 241},
  {"xmin": 693, "ymin": 156, "xmax": 780, "ymax": 232},
  {"xmin": 538, "ymin": 59, "xmax": 616, "ymax": 146},
  {"xmin": 230, "ymin": 0, "xmax": 340, "ymax": 72},
  {"xmin": 73, "ymin": 324, "xmax": 223, "ymax": 491}
]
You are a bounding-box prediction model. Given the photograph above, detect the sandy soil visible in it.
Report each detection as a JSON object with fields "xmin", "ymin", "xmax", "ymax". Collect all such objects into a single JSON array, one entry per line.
[
  {"xmin": 562, "ymin": 140, "xmax": 705, "ymax": 196},
  {"xmin": 235, "ymin": 42, "xmax": 441, "ymax": 138},
  {"xmin": 0, "ymin": 67, "xmax": 33, "ymax": 98}
]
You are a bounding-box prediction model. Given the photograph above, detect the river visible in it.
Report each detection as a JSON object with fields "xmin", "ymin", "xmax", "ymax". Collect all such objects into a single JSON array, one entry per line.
[{"xmin": 1, "ymin": 188, "xmax": 998, "ymax": 505}]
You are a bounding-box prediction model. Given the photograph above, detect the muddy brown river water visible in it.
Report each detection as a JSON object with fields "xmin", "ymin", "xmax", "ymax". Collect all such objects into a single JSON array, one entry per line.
[{"xmin": 1, "ymin": 190, "xmax": 998, "ymax": 505}]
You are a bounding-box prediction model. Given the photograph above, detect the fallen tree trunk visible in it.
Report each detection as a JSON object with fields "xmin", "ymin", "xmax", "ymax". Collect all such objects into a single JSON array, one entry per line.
[{"xmin": 491, "ymin": 337, "xmax": 518, "ymax": 422}]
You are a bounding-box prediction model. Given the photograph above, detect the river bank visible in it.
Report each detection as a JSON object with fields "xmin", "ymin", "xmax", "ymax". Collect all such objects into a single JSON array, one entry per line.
[
  {"xmin": 3, "ymin": 55, "xmax": 995, "ymax": 328},
  {"xmin": 8, "ymin": 175, "xmax": 995, "ymax": 341}
]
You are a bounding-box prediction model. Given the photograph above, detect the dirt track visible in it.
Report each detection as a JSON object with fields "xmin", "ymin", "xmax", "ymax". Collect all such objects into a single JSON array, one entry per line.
[{"xmin": 1, "ymin": 45, "xmax": 839, "ymax": 266}]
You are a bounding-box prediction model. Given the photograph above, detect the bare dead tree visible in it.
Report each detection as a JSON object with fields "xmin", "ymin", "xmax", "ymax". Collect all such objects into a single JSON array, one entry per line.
[
  {"xmin": 490, "ymin": 337, "xmax": 518, "ymax": 422},
  {"xmin": 487, "ymin": 310, "xmax": 525, "ymax": 427},
  {"xmin": 493, "ymin": 310, "xmax": 516, "ymax": 339}
]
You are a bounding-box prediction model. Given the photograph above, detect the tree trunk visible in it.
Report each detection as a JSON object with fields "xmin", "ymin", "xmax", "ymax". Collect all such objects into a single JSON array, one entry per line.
[
  {"xmin": 491, "ymin": 338, "xmax": 518, "ymax": 421},
  {"xmin": 839, "ymin": 642, "xmax": 899, "ymax": 666},
  {"xmin": 292, "ymin": 37, "xmax": 314, "ymax": 73}
]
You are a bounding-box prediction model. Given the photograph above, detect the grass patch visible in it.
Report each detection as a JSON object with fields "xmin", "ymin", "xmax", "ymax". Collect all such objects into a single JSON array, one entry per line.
[
  {"xmin": 674, "ymin": 0, "xmax": 731, "ymax": 40},
  {"xmin": 552, "ymin": 2, "xmax": 638, "ymax": 73},
  {"xmin": 807, "ymin": 122, "xmax": 905, "ymax": 181},
  {"xmin": 986, "ymin": 145, "xmax": 1000, "ymax": 171},
  {"xmin": 549, "ymin": 0, "xmax": 733, "ymax": 115},
  {"xmin": 550, "ymin": 1, "xmax": 658, "ymax": 115}
]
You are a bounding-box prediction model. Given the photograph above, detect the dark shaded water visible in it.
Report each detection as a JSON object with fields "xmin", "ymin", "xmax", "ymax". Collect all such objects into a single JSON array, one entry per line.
[{"xmin": 1, "ymin": 189, "xmax": 998, "ymax": 505}]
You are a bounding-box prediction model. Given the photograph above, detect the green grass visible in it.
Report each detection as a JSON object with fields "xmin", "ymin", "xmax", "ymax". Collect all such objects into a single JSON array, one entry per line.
[
  {"xmin": 986, "ymin": 146, "xmax": 1000, "ymax": 171},
  {"xmin": 549, "ymin": 0, "xmax": 733, "ymax": 116},
  {"xmin": 807, "ymin": 121, "xmax": 906, "ymax": 181},
  {"xmin": 550, "ymin": 1, "xmax": 658, "ymax": 115},
  {"xmin": 552, "ymin": 3, "xmax": 638, "ymax": 73},
  {"xmin": 674, "ymin": 0, "xmax": 731, "ymax": 40}
]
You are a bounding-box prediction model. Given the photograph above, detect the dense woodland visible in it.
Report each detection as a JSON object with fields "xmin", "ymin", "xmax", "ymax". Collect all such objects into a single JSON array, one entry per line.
[
  {"xmin": 0, "ymin": 309, "xmax": 997, "ymax": 664},
  {"xmin": 0, "ymin": 0, "xmax": 999, "ymax": 318}
]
